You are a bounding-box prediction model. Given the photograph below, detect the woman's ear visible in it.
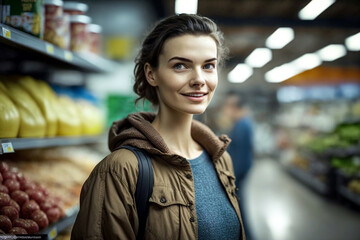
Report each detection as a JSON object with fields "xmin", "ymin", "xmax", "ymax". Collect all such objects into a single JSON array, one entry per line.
[{"xmin": 144, "ymin": 63, "xmax": 158, "ymax": 87}]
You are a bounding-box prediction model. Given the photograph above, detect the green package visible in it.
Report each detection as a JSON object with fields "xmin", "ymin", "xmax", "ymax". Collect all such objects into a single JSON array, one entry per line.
[{"xmin": 2, "ymin": 0, "xmax": 44, "ymax": 38}]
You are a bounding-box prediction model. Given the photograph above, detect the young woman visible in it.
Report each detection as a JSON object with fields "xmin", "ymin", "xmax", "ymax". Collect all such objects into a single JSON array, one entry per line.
[{"xmin": 71, "ymin": 14, "xmax": 245, "ymax": 240}]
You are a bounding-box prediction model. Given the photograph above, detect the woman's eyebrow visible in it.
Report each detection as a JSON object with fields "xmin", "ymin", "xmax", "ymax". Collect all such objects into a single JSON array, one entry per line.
[
  {"xmin": 168, "ymin": 57, "xmax": 217, "ymax": 63},
  {"xmin": 168, "ymin": 56, "xmax": 192, "ymax": 63}
]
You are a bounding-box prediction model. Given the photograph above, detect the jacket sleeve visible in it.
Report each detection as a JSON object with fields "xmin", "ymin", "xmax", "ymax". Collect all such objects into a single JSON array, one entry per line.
[{"xmin": 71, "ymin": 149, "xmax": 139, "ymax": 240}]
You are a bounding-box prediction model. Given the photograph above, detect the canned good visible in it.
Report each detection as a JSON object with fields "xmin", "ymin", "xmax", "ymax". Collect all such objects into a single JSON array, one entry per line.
[
  {"xmin": 44, "ymin": 14, "xmax": 70, "ymax": 49},
  {"xmin": 87, "ymin": 24, "xmax": 102, "ymax": 55},
  {"xmin": 63, "ymin": 2, "xmax": 88, "ymax": 15},
  {"xmin": 69, "ymin": 15, "xmax": 91, "ymax": 52},
  {"xmin": 44, "ymin": 0, "xmax": 63, "ymax": 19}
]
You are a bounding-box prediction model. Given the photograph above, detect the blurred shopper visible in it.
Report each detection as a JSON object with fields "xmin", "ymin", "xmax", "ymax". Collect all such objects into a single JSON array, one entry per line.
[
  {"xmin": 223, "ymin": 92, "xmax": 254, "ymax": 240},
  {"xmin": 71, "ymin": 14, "xmax": 245, "ymax": 240}
]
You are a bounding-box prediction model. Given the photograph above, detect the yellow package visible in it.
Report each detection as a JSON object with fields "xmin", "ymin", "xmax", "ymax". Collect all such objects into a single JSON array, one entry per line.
[
  {"xmin": 76, "ymin": 100, "xmax": 104, "ymax": 135},
  {"xmin": 0, "ymin": 82, "xmax": 20, "ymax": 138},
  {"xmin": 56, "ymin": 96, "xmax": 82, "ymax": 136},
  {"xmin": 2, "ymin": 80, "xmax": 46, "ymax": 138},
  {"xmin": 17, "ymin": 76, "xmax": 58, "ymax": 137}
]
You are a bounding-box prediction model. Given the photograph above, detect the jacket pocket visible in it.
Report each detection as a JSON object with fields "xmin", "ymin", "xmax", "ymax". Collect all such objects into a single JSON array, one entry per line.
[{"xmin": 146, "ymin": 186, "xmax": 187, "ymax": 240}]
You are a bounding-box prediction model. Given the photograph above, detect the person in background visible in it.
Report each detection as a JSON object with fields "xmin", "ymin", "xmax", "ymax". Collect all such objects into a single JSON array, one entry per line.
[
  {"xmin": 223, "ymin": 92, "xmax": 254, "ymax": 240},
  {"xmin": 71, "ymin": 14, "xmax": 245, "ymax": 239}
]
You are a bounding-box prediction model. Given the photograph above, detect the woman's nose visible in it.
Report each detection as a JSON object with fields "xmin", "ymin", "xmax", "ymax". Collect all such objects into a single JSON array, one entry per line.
[{"xmin": 190, "ymin": 68, "xmax": 206, "ymax": 87}]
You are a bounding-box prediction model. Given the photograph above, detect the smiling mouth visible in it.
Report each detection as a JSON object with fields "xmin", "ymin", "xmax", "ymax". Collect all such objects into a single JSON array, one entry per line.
[{"xmin": 181, "ymin": 93, "xmax": 208, "ymax": 97}]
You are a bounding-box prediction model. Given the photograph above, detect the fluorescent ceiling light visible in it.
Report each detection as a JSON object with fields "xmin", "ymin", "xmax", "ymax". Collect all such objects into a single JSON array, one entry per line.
[
  {"xmin": 245, "ymin": 48, "xmax": 272, "ymax": 68},
  {"xmin": 266, "ymin": 28, "xmax": 295, "ymax": 49},
  {"xmin": 265, "ymin": 64, "xmax": 301, "ymax": 83},
  {"xmin": 316, "ymin": 44, "xmax": 346, "ymax": 61},
  {"xmin": 345, "ymin": 32, "xmax": 360, "ymax": 51},
  {"xmin": 228, "ymin": 64, "xmax": 253, "ymax": 83},
  {"xmin": 291, "ymin": 53, "xmax": 322, "ymax": 70},
  {"xmin": 175, "ymin": 0, "xmax": 198, "ymax": 14},
  {"xmin": 298, "ymin": 0, "xmax": 336, "ymax": 20}
]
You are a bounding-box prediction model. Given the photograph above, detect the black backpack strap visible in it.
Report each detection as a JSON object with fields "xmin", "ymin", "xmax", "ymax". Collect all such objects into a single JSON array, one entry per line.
[{"xmin": 120, "ymin": 145, "xmax": 154, "ymax": 240}]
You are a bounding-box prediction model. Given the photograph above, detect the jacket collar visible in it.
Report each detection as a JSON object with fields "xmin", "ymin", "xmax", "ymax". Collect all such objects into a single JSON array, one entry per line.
[{"xmin": 108, "ymin": 112, "xmax": 230, "ymax": 163}]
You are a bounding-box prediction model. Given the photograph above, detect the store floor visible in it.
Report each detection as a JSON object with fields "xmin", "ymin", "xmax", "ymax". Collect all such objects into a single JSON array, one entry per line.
[{"xmin": 243, "ymin": 158, "xmax": 360, "ymax": 240}]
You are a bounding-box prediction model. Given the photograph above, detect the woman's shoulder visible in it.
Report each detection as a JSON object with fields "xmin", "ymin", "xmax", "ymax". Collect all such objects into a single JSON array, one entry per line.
[{"xmin": 89, "ymin": 148, "xmax": 140, "ymax": 180}]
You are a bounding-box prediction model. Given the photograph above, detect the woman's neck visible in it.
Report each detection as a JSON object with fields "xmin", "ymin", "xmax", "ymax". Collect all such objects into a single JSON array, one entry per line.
[{"xmin": 152, "ymin": 108, "xmax": 203, "ymax": 159}]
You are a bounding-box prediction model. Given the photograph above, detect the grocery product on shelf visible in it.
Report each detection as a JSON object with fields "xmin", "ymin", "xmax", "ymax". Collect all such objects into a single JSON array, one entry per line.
[
  {"xmin": 44, "ymin": 0, "xmax": 70, "ymax": 49},
  {"xmin": 0, "ymin": 161, "xmax": 65, "ymax": 234},
  {"xmin": 69, "ymin": 14, "xmax": 91, "ymax": 53},
  {"xmin": 17, "ymin": 76, "xmax": 58, "ymax": 137},
  {"xmin": 63, "ymin": 1, "xmax": 88, "ymax": 15},
  {"xmin": 56, "ymin": 95, "xmax": 82, "ymax": 136},
  {"xmin": 87, "ymin": 23, "xmax": 103, "ymax": 55},
  {"xmin": 1, "ymin": 78, "xmax": 46, "ymax": 138},
  {"xmin": 0, "ymin": 83, "xmax": 20, "ymax": 138},
  {"xmin": 2, "ymin": 0, "xmax": 43, "ymax": 38}
]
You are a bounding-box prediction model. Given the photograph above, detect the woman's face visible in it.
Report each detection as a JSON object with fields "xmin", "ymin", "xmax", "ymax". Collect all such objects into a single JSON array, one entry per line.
[{"xmin": 147, "ymin": 34, "xmax": 218, "ymax": 115}]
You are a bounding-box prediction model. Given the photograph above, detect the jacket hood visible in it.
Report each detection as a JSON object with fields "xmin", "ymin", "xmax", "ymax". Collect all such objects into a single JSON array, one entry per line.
[{"xmin": 108, "ymin": 112, "xmax": 230, "ymax": 161}]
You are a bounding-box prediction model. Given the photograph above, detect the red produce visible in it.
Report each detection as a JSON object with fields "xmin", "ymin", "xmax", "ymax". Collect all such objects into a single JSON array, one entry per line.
[
  {"xmin": 9, "ymin": 200, "xmax": 20, "ymax": 212},
  {"xmin": 11, "ymin": 190, "xmax": 29, "ymax": 206},
  {"xmin": 0, "ymin": 184, "xmax": 9, "ymax": 194},
  {"xmin": 40, "ymin": 199, "xmax": 53, "ymax": 212},
  {"xmin": 0, "ymin": 162, "xmax": 9, "ymax": 173},
  {"xmin": 36, "ymin": 184, "xmax": 50, "ymax": 197},
  {"xmin": 0, "ymin": 215, "xmax": 12, "ymax": 232},
  {"xmin": 0, "ymin": 192, "xmax": 10, "ymax": 207},
  {"xmin": 13, "ymin": 218, "xmax": 39, "ymax": 234},
  {"xmin": 9, "ymin": 226, "xmax": 27, "ymax": 234},
  {"xmin": 25, "ymin": 219, "xmax": 39, "ymax": 234},
  {"xmin": 20, "ymin": 181, "xmax": 36, "ymax": 191},
  {"xmin": 46, "ymin": 207, "xmax": 60, "ymax": 223},
  {"xmin": 21, "ymin": 200, "xmax": 39, "ymax": 218},
  {"xmin": 0, "ymin": 172, "xmax": 3, "ymax": 183},
  {"xmin": 4, "ymin": 179, "xmax": 20, "ymax": 192},
  {"xmin": 2, "ymin": 172, "xmax": 16, "ymax": 181},
  {"xmin": 1, "ymin": 206, "xmax": 19, "ymax": 221},
  {"xmin": 26, "ymin": 189, "xmax": 45, "ymax": 204},
  {"xmin": 31, "ymin": 210, "xmax": 48, "ymax": 229}
]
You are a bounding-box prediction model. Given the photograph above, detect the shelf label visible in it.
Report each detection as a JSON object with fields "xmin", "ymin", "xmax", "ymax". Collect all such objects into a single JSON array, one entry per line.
[
  {"xmin": 64, "ymin": 51, "xmax": 73, "ymax": 61},
  {"xmin": 2, "ymin": 28, "xmax": 11, "ymax": 39},
  {"xmin": 46, "ymin": 43, "xmax": 54, "ymax": 54},
  {"xmin": 49, "ymin": 227, "xmax": 58, "ymax": 239},
  {"xmin": 1, "ymin": 142, "xmax": 14, "ymax": 153}
]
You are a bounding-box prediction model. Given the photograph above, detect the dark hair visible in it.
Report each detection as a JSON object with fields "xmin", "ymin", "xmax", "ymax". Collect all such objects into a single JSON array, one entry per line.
[{"xmin": 133, "ymin": 13, "xmax": 228, "ymax": 105}]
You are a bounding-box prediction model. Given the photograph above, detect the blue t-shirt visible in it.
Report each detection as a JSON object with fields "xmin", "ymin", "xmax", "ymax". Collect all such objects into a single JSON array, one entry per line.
[{"xmin": 189, "ymin": 151, "xmax": 241, "ymax": 240}]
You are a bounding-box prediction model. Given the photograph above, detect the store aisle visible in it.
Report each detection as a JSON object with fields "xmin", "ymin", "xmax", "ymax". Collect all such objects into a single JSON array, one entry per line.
[{"xmin": 243, "ymin": 158, "xmax": 360, "ymax": 240}]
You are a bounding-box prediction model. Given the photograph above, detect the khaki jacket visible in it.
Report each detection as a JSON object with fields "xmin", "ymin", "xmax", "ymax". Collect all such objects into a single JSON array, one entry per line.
[{"xmin": 71, "ymin": 112, "xmax": 245, "ymax": 240}]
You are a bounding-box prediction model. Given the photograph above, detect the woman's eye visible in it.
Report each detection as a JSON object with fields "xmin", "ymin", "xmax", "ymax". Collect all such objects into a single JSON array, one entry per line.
[
  {"xmin": 204, "ymin": 63, "xmax": 215, "ymax": 70},
  {"xmin": 173, "ymin": 63, "xmax": 186, "ymax": 70}
]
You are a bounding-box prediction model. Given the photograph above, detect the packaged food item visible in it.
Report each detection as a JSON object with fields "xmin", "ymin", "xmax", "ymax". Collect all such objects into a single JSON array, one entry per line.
[
  {"xmin": 87, "ymin": 23, "xmax": 102, "ymax": 55},
  {"xmin": 69, "ymin": 15, "xmax": 91, "ymax": 52},
  {"xmin": 63, "ymin": 1, "xmax": 88, "ymax": 15},
  {"xmin": 56, "ymin": 95, "xmax": 82, "ymax": 136},
  {"xmin": 0, "ymin": 81, "xmax": 20, "ymax": 138},
  {"xmin": 17, "ymin": 76, "xmax": 58, "ymax": 137},
  {"xmin": 2, "ymin": 0, "xmax": 43, "ymax": 38},
  {"xmin": 44, "ymin": 0, "xmax": 63, "ymax": 19},
  {"xmin": 2, "ymin": 78, "xmax": 46, "ymax": 138},
  {"xmin": 76, "ymin": 100, "xmax": 104, "ymax": 135}
]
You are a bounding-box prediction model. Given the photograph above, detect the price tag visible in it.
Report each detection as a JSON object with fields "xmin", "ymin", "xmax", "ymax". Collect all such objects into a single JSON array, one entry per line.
[
  {"xmin": 49, "ymin": 227, "xmax": 58, "ymax": 239},
  {"xmin": 2, "ymin": 28, "xmax": 11, "ymax": 39},
  {"xmin": 46, "ymin": 43, "xmax": 54, "ymax": 54},
  {"xmin": 1, "ymin": 142, "xmax": 14, "ymax": 153},
  {"xmin": 64, "ymin": 51, "xmax": 73, "ymax": 61}
]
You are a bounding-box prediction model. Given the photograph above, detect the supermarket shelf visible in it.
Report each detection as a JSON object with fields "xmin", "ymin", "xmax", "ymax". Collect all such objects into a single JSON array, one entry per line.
[
  {"xmin": 338, "ymin": 185, "xmax": 360, "ymax": 207},
  {"xmin": 41, "ymin": 205, "xmax": 79, "ymax": 240},
  {"xmin": 0, "ymin": 23, "xmax": 116, "ymax": 73},
  {"xmin": 0, "ymin": 135, "xmax": 107, "ymax": 153},
  {"xmin": 287, "ymin": 165, "xmax": 330, "ymax": 195}
]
